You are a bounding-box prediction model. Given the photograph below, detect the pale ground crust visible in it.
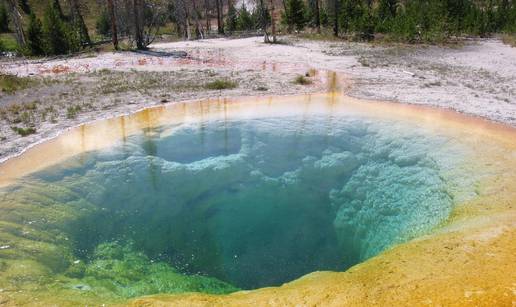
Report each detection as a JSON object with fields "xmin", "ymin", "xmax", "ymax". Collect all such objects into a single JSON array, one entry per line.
[
  {"xmin": 0, "ymin": 36, "xmax": 515, "ymax": 163},
  {"xmin": 0, "ymin": 37, "xmax": 515, "ymax": 306}
]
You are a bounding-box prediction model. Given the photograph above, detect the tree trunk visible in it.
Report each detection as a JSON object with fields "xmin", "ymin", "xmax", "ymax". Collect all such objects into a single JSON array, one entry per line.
[
  {"xmin": 192, "ymin": 0, "xmax": 203, "ymax": 38},
  {"xmin": 133, "ymin": 0, "xmax": 144, "ymax": 49},
  {"xmin": 6, "ymin": 0, "xmax": 26, "ymax": 47},
  {"xmin": 107, "ymin": 0, "xmax": 118, "ymax": 49},
  {"xmin": 333, "ymin": 0, "xmax": 339, "ymax": 37},
  {"xmin": 205, "ymin": 0, "xmax": 210, "ymax": 32},
  {"xmin": 315, "ymin": 0, "xmax": 321, "ymax": 33},
  {"xmin": 215, "ymin": 0, "xmax": 223, "ymax": 34},
  {"xmin": 260, "ymin": 0, "xmax": 270, "ymax": 42},
  {"xmin": 184, "ymin": 1, "xmax": 192, "ymax": 40},
  {"xmin": 269, "ymin": 0, "xmax": 276, "ymax": 42}
]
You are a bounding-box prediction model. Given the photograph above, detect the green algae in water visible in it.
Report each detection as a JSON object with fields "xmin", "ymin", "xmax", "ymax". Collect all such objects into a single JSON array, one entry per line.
[{"xmin": 0, "ymin": 114, "xmax": 475, "ymax": 301}]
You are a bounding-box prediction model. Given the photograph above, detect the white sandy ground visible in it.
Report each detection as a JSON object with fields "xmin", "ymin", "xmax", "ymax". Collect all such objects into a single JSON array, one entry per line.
[{"xmin": 0, "ymin": 36, "xmax": 515, "ymax": 162}]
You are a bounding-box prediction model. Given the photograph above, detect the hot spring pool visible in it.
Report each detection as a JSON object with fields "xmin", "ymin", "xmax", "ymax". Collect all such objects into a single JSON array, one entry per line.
[{"xmin": 0, "ymin": 94, "xmax": 514, "ymax": 305}]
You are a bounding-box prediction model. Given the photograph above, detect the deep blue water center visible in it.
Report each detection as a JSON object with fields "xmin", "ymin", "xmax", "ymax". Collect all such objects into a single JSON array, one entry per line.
[{"xmin": 31, "ymin": 115, "xmax": 458, "ymax": 290}]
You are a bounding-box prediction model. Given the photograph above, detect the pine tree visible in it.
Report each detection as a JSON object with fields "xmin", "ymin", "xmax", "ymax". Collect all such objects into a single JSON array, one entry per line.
[
  {"xmin": 0, "ymin": 3, "xmax": 8, "ymax": 33},
  {"xmin": 52, "ymin": 0, "xmax": 65, "ymax": 20},
  {"xmin": 42, "ymin": 2, "xmax": 69, "ymax": 55},
  {"xmin": 96, "ymin": 9, "xmax": 112, "ymax": 37},
  {"xmin": 313, "ymin": 0, "xmax": 321, "ymax": 32},
  {"xmin": 507, "ymin": 1, "xmax": 516, "ymax": 32},
  {"xmin": 237, "ymin": 4, "xmax": 254, "ymax": 30},
  {"xmin": 284, "ymin": 0, "xmax": 307, "ymax": 31},
  {"xmin": 18, "ymin": 0, "xmax": 31, "ymax": 14},
  {"xmin": 69, "ymin": 0, "xmax": 91, "ymax": 45},
  {"xmin": 377, "ymin": 0, "xmax": 397, "ymax": 20},
  {"xmin": 226, "ymin": 3, "xmax": 238, "ymax": 32},
  {"xmin": 26, "ymin": 13, "xmax": 44, "ymax": 55}
]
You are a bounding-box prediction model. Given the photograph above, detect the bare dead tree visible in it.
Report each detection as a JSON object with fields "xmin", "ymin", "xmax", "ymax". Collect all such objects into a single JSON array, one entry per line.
[
  {"xmin": 6, "ymin": 0, "xmax": 26, "ymax": 46},
  {"xmin": 204, "ymin": 0, "xmax": 210, "ymax": 32},
  {"xmin": 192, "ymin": 0, "xmax": 203, "ymax": 38},
  {"xmin": 265, "ymin": 0, "xmax": 277, "ymax": 43},
  {"xmin": 183, "ymin": 0, "xmax": 192, "ymax": 39},
  {"xmin": 137, "ymin": 0, "xmax": 168, "ymax": 47}
]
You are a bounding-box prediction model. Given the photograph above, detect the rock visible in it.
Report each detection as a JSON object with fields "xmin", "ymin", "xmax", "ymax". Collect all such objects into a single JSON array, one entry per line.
[{"xmin": 72, "ymin": 284, "xmax": 91, "ymax": 291}]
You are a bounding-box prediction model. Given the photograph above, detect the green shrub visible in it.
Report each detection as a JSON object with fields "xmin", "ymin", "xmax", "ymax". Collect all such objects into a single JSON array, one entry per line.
[
  {"xmin": 11, "ymin": 126, "xmax": 36, "ymax": 137},
  {"xmin": 205, "ymin": 79, "xmax": 238, "ymax": 90},
  {"xmin": 66, "ymin": 105, "xmax": 82, "ymax": 119},
  {"xmin": 293, "ymin": 75, "xmax": 312, "ymax": 85}
]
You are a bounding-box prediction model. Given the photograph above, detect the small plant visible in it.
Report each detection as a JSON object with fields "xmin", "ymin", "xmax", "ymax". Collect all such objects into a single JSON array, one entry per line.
[
  {"xmin": 358, "ymin": 57, "xmax": 370, "ymax": 67},
  {"xmin": 20, "ymin": 111, "xmax": 34, "ymax": 125},
  {"xmin": 96, "ymin": 68, "xmax": 111, "ymax": 75},
  {"xmin": 41, "ymin": 105, "xmax": 56, "ymax": 121},
  {"xmin": 66, "ymin": 105, "xmax": 82, "ymax": 119},
  {"xmin": 293, "ymin": 75, "xmax": 312, "ymax": 85},
  {"xmin": 24, "ymin": 101, "xmax": 38, "ymax": 110},
  {"xmin": 0, "ymin": 74, "xmax": 34, "ymax": 94},
  {"xmin": 11, "ymin": 126, "xmax": 36, "ymax": 136},
  {"xmin": 6, "ymin": 104, "xmax": 21, "ymax": 114},
  {"xmin": 205, "ymin": 79, "xmax": 238, "ymax": 90},
  {"xmin": 502, "ymin": 34, "xmax": 516, "ymax": 48}
]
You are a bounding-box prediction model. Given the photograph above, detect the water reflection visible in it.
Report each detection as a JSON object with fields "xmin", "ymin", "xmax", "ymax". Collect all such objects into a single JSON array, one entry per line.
[{"xmin": 1, "ymin": 93, "xmax": 515, "ymax": 188}]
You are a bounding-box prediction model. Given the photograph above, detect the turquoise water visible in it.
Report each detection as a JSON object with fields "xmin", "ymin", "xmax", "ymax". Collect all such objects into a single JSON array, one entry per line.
[{"xmin": 0, "ymin": 114, "xmax": 473, "ymax": 297}]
